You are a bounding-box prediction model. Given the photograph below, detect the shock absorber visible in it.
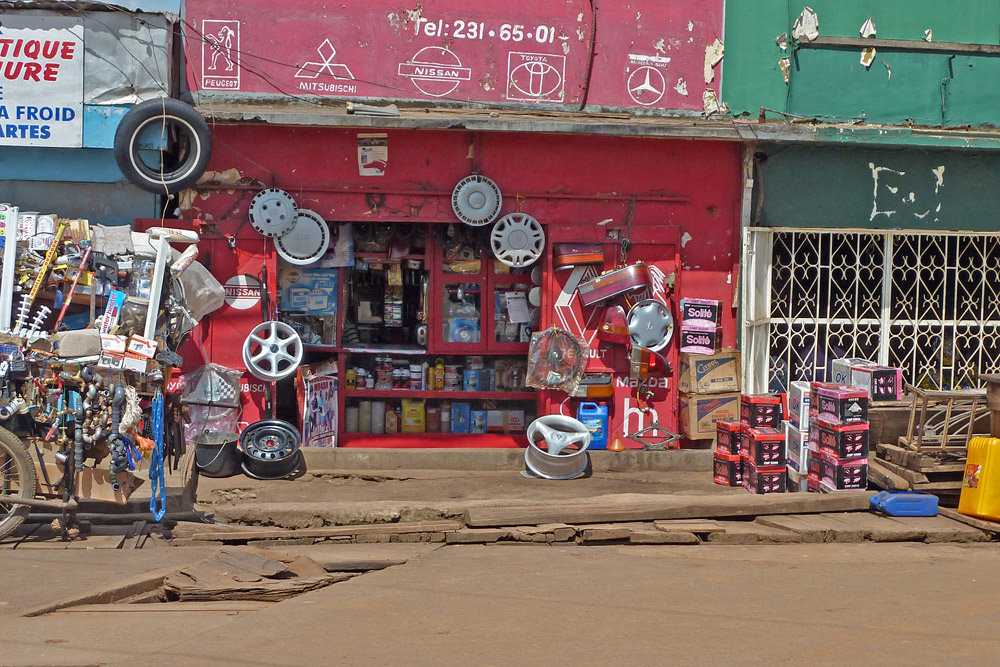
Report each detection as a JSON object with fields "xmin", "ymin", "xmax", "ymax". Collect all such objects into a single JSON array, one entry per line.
[
  {"xmin": 108, "ymin": 383, "xmax": 127, "ymax": 490},
  {"xmin": 75, "ymin": 395, "xmax": 86, "ymax": 473}
]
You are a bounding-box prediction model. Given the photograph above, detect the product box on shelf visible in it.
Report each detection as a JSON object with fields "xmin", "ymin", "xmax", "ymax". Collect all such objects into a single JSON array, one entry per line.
[
  {"xmin": 741, "ymin": 393, "xmax": 783, "ymax": 429},
  {"xmin": 487, "ymin": 410, "xmax": 505, "ymax": 434},
  {"xmin": 680, "ymin": 392, "xmax": 741, "ymax": 440},
  {"xmin": 817, "ymin": 420, "xmax": 869, "ymax": 459},
  {"xmin": 401, "ymin": 399, "xmax": 426, "ymax": 433},
  {"xmin": 450, "ymin": 403, "xmax": 471, "ymax": 434},
  {"xmin": 680, "ymin": 298, "xmax": 723, "ymax": 328},
  {"xmin": 679, "ymin": 325, "xmax": 722, "ymax": 355},
  {"xmin": 677, "ymin": 348, "xmax": 741, "ymax": 395},
  {"xmin": 713, "ymin": 453, "xmax": 742, "ymax": 487},
  {"xmin": 715, "ymin": 419, "xmax": 742, "ymax": 457},
  {"xmin": 819, "ymin": 453, "xmax": 868, "ymax": 491},
  {"xmin": 745, "ymin": 427, "xmax": 786, "ymax": 468},
  {"xmin": 785, "ymin": 422, "xmax": 808, "ymax": 473},
  {"xmin": 506, "ymin": 409, "xmax": 526, "ymax": 433},
  {"xmin": 852, "ymin": 365, "xmax": 903, "ymax": 402},
  {"xmin": 470, "ymin": 410, "xmax": 488, "ymax": 434},
  {"xmin": 816, "ymin": 387, "xmax": 869, "ymax": 425},
  {"xmin": 787, "ymin": 381, "xmax": 811, "ymax": 431},
  {"xmin": 743, "ymin": 461, "xmax": 787, "ymax": 494},
  {"xmin": 463, "ymin": 370, "xmax": 480, "ymax": 392}
]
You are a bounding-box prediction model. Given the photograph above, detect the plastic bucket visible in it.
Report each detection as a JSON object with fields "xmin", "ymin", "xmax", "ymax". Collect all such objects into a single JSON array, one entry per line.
[{"xmin": 194, "ymin": 432, "xmax": 241, "ymax": 478}]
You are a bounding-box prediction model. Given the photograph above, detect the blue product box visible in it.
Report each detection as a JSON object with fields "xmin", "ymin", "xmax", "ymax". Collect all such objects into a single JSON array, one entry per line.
[
  {"xmin": 470, "ymin": 410, "xmax": 488, "ymax": 434},
  {"xmin": 463, "ymin": 370, "xmax": 480, "ymax": 392},
  {"xmin": 450, "ymin": 403, "xmax": 471, "ymax": 434}
]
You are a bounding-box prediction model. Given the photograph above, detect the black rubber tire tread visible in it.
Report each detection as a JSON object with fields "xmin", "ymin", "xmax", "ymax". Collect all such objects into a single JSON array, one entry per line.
[
  {"xmin": 113, "ymin": 98, "xmax": 212, "ymax": 194},
  {"xmin": 0, "ymin": 427, "xmax": 36, "ymax": 541}
]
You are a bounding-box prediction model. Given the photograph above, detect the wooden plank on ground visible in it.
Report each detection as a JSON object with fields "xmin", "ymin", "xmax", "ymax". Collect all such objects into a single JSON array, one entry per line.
[
  {"xmin": 653, "ymin": 520, "xmax": 728, "ymax": 534},
  {"xmin": 868, "ymin": 460, "xmax": 911, "ymax": 491},
  {"xmin": 911, "ymin": 480, "xmax": 963, "ymax": 491},
  {"xmin": 938, "ymin": 507, "xmax": 1000, "ymax": 535},
  {"xmin": 56, "ymin": 601, "xmax": 272, "ymax": 614},
  {"xmin": 629, "ymin": 529, "xmax": 699, "ymax": 545},
  {"xmin": 819, "ymin": 512, "xmax": 924, "ymax": 542},
  {"xmin": 704, "ymin": 521, "xmax": 801, "ymax": 544},
  {"xmin": 886, "ymin": 515, "xmax": 988, "ymax": 543},
  {"xmin": 190, "ymin": 521, "xmax": 463, "ymax": 542},
  {"xmin": 463, "ymin": 492, "xmax": 875, "ymax": 527},
  {"xmin": 874, "ymin": 458, "xmax": 929, "ymax": 484},
  {"xmin": 446, "ymin": 528, "xmax": 509, "ymax": 544},
  {"xmin": 216, "ymin": 548, "xmax": 288, "ymax": 577},
  {"xmin": 755, "ymin": 514, "xmax": 865, "ymax": 543}
]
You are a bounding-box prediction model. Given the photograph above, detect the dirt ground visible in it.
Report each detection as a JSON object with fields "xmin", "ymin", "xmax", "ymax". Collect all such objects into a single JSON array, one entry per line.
[{"xmin": 3, "ymin": 541, "xmax": 1000, "ymax": 665}]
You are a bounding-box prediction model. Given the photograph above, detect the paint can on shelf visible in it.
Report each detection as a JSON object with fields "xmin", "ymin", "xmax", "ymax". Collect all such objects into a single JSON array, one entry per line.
[
  {"xmin": 345, "ymin": 406, "xmax": 360, "ymax": 433},
  {"xmin": 359, "ymin": 401, "xmax": 372, "ymax": 433},
  {"xmin": 426, "ymin": 406, "xmax": 441, "ymax": 433},
  {"xmin": 371, "ymin": 401, "xmax": 386, "ymax": 434},
  {"xmin": 440, "ymin": 404, "xmax": 450, "ymax": 433}
]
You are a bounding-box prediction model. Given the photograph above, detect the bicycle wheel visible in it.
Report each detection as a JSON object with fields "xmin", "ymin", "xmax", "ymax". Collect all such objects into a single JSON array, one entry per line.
[{"xmin": 0, "ymin": 427, "xmax": 36, "ymax": 541}]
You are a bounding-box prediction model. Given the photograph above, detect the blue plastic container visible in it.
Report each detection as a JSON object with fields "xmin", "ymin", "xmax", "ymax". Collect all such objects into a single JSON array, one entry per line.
[
  {"xmin": 869, "ymin": 491, "xmax": 938, "ymax": 517},
  {"xmin": 577, "ymin": 402, "xmax": 608, "ymax": 450}
]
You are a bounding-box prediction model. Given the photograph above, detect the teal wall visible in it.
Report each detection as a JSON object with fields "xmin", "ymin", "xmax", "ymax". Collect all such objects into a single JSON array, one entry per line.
[
  {"xmin": 725, "ymin": 2, "xmax": 1000, "ymax": 128},
  {"xmin": 755, "ymin": 145, "xmax": 1000, "ymax": 230}
]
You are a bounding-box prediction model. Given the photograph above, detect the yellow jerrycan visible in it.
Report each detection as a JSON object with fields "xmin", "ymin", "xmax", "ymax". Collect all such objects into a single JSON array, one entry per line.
[{"xmin": 958, "ymin": 437, "xmax": 1000, "ymax": 522}]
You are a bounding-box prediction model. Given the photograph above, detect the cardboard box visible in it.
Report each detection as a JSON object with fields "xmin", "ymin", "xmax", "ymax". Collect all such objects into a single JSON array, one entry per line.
[
  {"xmin": 745, "ymin": 427, "xmax": 786, "ymax": 468},
  {"xmin": 818, "ymin": 420, "xmax": 869, "ymax": 459},
  {"xmin": 678, "ymin": 348, "xmax": 741, "ymax": 395},
  {"xmin": 787, "ymin": 466, "xmax": 809, "ymax": 493},
  {"xmin": 506, "ymin": 409, "xmax": 525, "ymax": 433},
  {"xmin": 713, "ymin": 453, "xmax": 742, "ymax": 487},
  {"xmin": 816, "ymin": 387, "xmax": 869, "ymax": 425},
  {"xmin": 787, "ymin": 381, "xmax": 810, "ymax": 431},
  {"xmin": 744, "ymin": 462, "xmax": 787, "ymax": 494},
  {"xmin": 470, "ymin": 410, "xmax": 488, "ymax": 434},
  {"xmin": 715, "ymin": 419, "xmax": 742, "ymax": 457},
  {"xmin": 808, "ymin": 472, "xmax": 821, "ymax": 492},
  {"xmin": 680, "ymin": 298, "xmax": 723, "ymax": 328},
  {"xmin": 450, "ymin": 403, "xmax": 471, "ymax": 434},
  {"xmin": 831, "ymin": 357, "xmax": 873, "ymax": 386},
  {"xmin": 785, "ymin": 422, "xmax": 808, "ymax": 473},
  {"xmin": 741, "ymin": 393, "xmax": 783, "ymax": 429},
  {"xmin": 852, "ymin": 365, "xmax": 903, "ymax": 401},
  {"xmin": 53, "ymin": 329, "xmax": 101, "ymax": 358},
  {"xmin": 401, "ymin": 399, "xmax": 426, "ymax": 433},
  {"xmin": 487, "ymin": 410, "xmax": 505, "ymax": 434},
  {"xmin": 679, "ymin": 392, "xmax": 741, "ymax": 440},
  {"xmin": 679, "ymin": 325, "xmax": 722, "ymax": 355},
  {"xmin": 819, "ymin": 453, "xmax": 868, "ymax": 491}
]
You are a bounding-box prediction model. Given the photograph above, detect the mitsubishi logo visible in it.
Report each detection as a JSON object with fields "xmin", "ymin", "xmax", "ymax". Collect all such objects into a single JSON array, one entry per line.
[{"xmin": 295, "ymin": 39, "xmax": 355, "ymax": 79}]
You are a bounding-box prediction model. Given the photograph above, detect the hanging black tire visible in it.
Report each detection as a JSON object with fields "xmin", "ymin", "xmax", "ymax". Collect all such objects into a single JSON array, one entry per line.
[
  {"xmin": 114, "ymin": 98, "xmax": 212, "ymax": 195},
  {"xmin": 0, "ymin": 427, "xmax": 36, "ymax": 541}
]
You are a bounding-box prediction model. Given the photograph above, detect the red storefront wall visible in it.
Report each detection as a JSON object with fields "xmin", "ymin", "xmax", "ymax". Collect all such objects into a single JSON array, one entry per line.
[{"xmin": 182, "ymin": 126, "xmax": 741, "ymax": 445}]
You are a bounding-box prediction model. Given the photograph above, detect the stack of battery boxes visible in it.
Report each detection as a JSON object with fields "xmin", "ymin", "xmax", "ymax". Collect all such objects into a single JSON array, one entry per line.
[
  {"xmin": 713, "ymin": 394, "xmax": 786, "ymax": 493},
  {"xmin": 808, "ymin": 383, "xmax": 870, "ymax": 492}
]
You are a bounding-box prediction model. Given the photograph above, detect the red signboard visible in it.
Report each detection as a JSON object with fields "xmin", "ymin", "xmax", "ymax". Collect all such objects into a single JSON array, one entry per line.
[{"xmin": 183, "ymin": 0, "xmax": 722, "ymax": 113}]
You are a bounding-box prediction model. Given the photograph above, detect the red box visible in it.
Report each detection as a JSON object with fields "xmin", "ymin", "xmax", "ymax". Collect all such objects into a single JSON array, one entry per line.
[
  {"xmin": 713, "ymin": 453, "xmax": 742, "ymax": 487},
  {"xmin": 816, "ymin": 387, "xmax": 869, "ymax": 425},
  {"xmin": 818, "ymin": 420, "xmax": 869, "ymax": 459},
  {"xmin": 715, "ymin": 420, "xmax": 742, "ymax": 457},
  {"xmin": 744, "ymin": 461, "xmax": 787, "ymax": 494},
  {"xmin": 808, "ymin": 472, "xmax": 821, "ymax": 492},
  {"xmin": 740, "ymin": 393, "xmax": 783, "ymax": 429},
  {"xmin": 808, "ymin": 454, "xmax": 822, "ymax": 477},
  {"xmin": 819, "ymin": 453, "xmax": 868, "ymax": 490},
  {"xmin": 746, "ymin": 427, "xmax": 786, "ymax": 468}
]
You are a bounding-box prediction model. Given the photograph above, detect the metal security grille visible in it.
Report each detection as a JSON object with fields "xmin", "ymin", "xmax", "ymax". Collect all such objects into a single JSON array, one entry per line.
[{"xmin": 742, "ymin": 227, "xmax": 1000, "ymax": 394}]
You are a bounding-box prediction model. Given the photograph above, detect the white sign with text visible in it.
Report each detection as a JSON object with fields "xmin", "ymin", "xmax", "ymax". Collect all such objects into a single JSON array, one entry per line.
[{"xmin": 0, "ymin": 16, "xmax": 84, "ymax": 147}]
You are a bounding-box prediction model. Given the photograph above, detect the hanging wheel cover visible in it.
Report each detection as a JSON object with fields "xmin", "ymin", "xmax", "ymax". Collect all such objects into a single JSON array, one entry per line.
[
  {"xmin": 452, "ymin": 175, "xmax": 502, "ymax": 226},
  {"xmin": 240, "ymin": 420, "xmax": 302, "ymax": 480},
  {"xmin": 275, "ymin": 209, "xmax": 331, "ymax": 265},
  {"xmin": 249, "ymin": 189, "xmax": 298, "ymax": 238},
  {"xmin": 627, "ymin": 299, "xmax": 674, "ymax": 352},
  {"xmin": 524, "ymin": 415, "xmax": 592, "ymax": 480},
  {"xmin": 113, "ymin": 98, "xmax": 212, "ymax": 194},
  {"xmin": 491, "ymin": 212, "xmax": 545, "ymax": 268},
  {"xmin": 243, "ymin": 320, "xmax": 304, "ymax": 381}
]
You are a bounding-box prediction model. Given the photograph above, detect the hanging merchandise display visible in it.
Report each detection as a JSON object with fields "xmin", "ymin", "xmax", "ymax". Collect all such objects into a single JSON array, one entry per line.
[
  {"xmin": 552, "ymin": 243, "xmax": 605, "ymax": 271},
  {"xmin": 491, "ymin": 212, "xmax": 545, "ymax": 268},
  {"xmin": 576, "ymin": 262, "xmax": 651, "ymax": 307},
  {"xmin": 452, "ymin": 175, "xmax": 503, "ymax": 226},
  {"xmin": 249, "ymin": 188, "xmax": 298, "ymax": 238},
  {"xmin": 525, "ymin": 327, "xmax": 587, "ymax": 395},
  {"xmin": 275, "ymin": 209, "xmax": 331, "ymax": 265},
  {"xmin": 627, "ymin": 299, "xmax": 675, "ymax": 352},
  {"xmin": 242, "ymin": 320, "xmax": 304, "ymax": 382},
  {"xmin": 597, "ymin": 304, "xmax": 630, "ymax": 345}
]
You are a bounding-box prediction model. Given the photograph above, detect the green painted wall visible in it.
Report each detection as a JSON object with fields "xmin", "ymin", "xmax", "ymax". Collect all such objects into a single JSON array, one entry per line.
[
  {"xmin": 755, "ymin": 145, "xmax": 1000, "ymax": 230},
  {"xmin": 724, "ymin": 2, "xmax": 1000, "ymax": 128}
]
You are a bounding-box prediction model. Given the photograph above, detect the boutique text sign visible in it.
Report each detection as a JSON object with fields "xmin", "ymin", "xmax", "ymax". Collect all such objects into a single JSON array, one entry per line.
[{"xmin": 0, "ymin": 16, "xmax": 84, "ymax": 147}]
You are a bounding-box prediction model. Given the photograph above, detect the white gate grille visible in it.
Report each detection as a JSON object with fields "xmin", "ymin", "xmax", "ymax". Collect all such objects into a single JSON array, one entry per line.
[{"xmin": 742, "ymin": 227, "xmax": 1000, "ymax": 393}]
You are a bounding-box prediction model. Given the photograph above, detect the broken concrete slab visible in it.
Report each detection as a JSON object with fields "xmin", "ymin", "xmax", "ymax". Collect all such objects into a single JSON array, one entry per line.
[{"xmin": 629, "ymin": 530, "xmax": 700, "ymax": 545}]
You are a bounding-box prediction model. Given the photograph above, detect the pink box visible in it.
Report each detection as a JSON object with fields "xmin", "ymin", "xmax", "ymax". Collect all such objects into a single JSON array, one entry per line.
[{"xmin": 679, "ymin": 325, "xmax": 721, "ymax": 355}]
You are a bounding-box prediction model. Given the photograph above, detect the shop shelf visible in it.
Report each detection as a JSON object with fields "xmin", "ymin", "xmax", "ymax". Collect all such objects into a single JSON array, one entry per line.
[
  {"xmin": 343, "ymin": 389, "xmax": 537, "ymax": 400},
  {"xmin": 354, "ymin": 252, "xmax": 426, "ymax": 261},
  {"xmin": 340, "ymin": 347, "xmax": 523, "ymax": 356},
  {"xmin": 338, "ymin": 432, "xmax": 529, "ymax": 448}
]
